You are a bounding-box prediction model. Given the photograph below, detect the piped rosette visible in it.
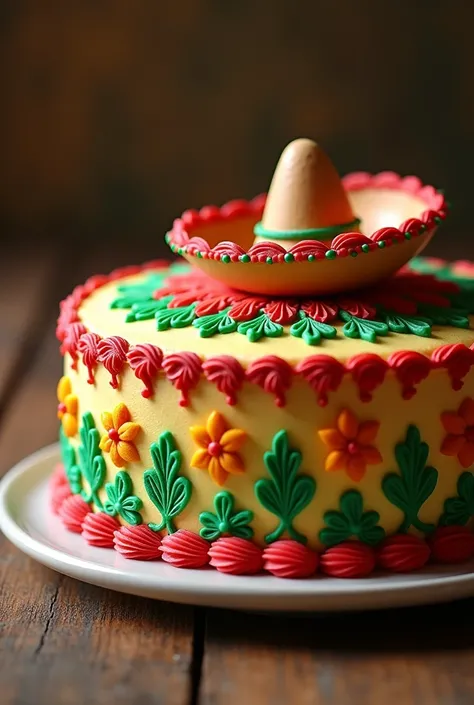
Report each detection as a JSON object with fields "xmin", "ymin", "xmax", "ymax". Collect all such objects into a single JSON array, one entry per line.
[{"xmin": 166, "ymin": 139, "xmax": 447, "ymax": 297}]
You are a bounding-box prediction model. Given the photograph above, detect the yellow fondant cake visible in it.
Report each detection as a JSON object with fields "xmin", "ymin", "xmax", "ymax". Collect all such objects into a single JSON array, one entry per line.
[{"xmin": 52, "ymin": 140, "xmax": 474, "ymax": 577}]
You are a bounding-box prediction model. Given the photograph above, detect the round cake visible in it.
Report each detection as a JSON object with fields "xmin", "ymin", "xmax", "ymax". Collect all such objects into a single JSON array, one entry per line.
[{"xmin": 52, "ymin": 139, "xmax": 474, "ymax": 578}]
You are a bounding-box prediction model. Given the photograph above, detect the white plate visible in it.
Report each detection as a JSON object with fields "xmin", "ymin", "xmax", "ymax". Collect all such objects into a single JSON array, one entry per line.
[{"xmin": 1, "ymin": 443, "xmax": 474, "ymax": 612}]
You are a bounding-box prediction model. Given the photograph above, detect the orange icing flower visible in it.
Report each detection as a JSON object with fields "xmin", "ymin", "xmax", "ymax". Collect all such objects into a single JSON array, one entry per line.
[
  {"xmin": 318, "ymin": 409, "xmax": 382, "ymax": 482},
  {"xmin": 190, "ymin": 411, "xmax": 246, "ymax": 486},
  {"xmin": 99, "ymin": 403, "xmax": 141, "ymax": 467},
  {"xmin": 57, "ymin": 376, "xmax": 78, "ymax": 437},
  {"xmin": 440, "ymin": 398, "xmax": 474, "ymax": 468}
]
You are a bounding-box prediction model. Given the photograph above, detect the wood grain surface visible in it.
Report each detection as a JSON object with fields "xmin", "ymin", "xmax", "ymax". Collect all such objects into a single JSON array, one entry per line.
[{"xmin": 0, "ymin": 244, "xmax": 473, "ymax": 705}]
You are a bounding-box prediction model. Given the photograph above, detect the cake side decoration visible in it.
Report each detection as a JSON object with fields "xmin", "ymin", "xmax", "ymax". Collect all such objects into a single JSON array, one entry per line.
[
  {"xmin": 199, "ymin": 491, "xmax": 254, "ymax": 541},
  {"xmin": 76, "ymin": 412, "xmax": 106, "ymax": 509},
  {"xmin": 190, "ymin": 411, "xmax": 247, "ymax": 487},
  {"xmin": 103, "ymin": 470, "xmax": 143, "ymax": 525},
  {"xmin": 162, "ymin": 351, "xmax": 202, "ymax": 406},
  {"xmin": 440, "ymin": 397, "xmax": 474, "ymax": 467},
  {"xmin": 382, "ymin": 425, "xmax": 438, "ymax": 534},
  {"xmin": 77, "ymin": 332, "xmax": 101, "ymax": 384},
  {"xmin": 99, "ymin": 403, "xmax": 141, "ymax": 467},
  {"xmin": 319, "ymin": 490, "xmax": 385, "ymax": 548},
  {"xmin": 97, "ymin": 336, "xmax": 129, "ymax": 389},
  {"xmin": 318, "ymin": 408, "xmax": 382, "ymax": 481},
  {"xmin": 57, "ymin": 376, "xmax": 78, "ymax": 437},
  {"xmin": 439, "ymin": 472, "xmax": 474, "ymax": 526},
  {"xmin": 255, "ymin": 430, "xmax": 316, "ymax": 545},
  {"xmin": 127, "ymin": 343, "xmax": 163, "ymax": 398},
  {"xmin": 59, "ymin": 427, "xmax": 81, "ymax": 494},
  {"xmin": 143, "ymin": 431, "xmax": 192, "ymax": 534},
  {"xmin": 201, "ymin": 355, "xmax": 245, "ymax": 406}
]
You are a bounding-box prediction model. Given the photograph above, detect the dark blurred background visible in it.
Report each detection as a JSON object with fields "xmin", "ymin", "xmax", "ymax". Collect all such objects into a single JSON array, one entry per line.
[{"xmin": 1, "ymin": 0, "xmax": 473, "ymax": 258}]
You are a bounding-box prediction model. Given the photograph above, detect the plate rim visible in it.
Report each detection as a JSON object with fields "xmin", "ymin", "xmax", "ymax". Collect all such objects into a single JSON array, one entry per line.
[{"xmin": 1, "ymin": 443, "xmax": 474, "ymax": 612}]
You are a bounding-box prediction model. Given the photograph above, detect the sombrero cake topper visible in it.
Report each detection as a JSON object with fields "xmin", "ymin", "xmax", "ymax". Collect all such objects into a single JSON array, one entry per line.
[
  {"xmin": 166, "ymin": 138, "xmax": 447, "ymax": 296},
  {"xmin": 253, "ymin": 138, "xmax": 360, "ymax": 250}
]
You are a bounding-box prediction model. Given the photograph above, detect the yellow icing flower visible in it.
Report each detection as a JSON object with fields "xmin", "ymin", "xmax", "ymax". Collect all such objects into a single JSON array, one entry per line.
[
  {"xmin": 190, "ymin": 411, "xmax": 246, "ymax": 486},
  {"xmin": 57, "ymin": 376, "xmax": 78, "ymax": 437},
  {"xmin": 318, "ymin": 408, "xmax": 382, "ymax": 482},
  {"xmin": 99, "ymin": 403, "xmax": 141, "ymax": 467}
]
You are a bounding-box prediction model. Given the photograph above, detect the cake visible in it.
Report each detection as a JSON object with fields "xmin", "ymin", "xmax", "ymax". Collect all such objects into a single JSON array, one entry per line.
[{"xmin": 52, "ymin": 138, "xmax": 474, "ymax": 579}]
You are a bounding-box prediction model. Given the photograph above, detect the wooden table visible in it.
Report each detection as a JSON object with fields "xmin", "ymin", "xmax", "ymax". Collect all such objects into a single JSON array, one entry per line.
[{"xmin": 1, "ymin": 242, "xmax": 474, "ymax": 705}]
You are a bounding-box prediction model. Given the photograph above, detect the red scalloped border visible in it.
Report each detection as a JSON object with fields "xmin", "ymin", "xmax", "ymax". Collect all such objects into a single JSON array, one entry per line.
[
  {"xmin": 165, "ymin": 173, "xmax": 448, "ymax": 263},
  {"xmin": 57, "ymin": 259, "xmax": 474, "ymax": 407},
  {"xmin": 51, "ymin": 477, "xmax": 474, "ymax": 578}
]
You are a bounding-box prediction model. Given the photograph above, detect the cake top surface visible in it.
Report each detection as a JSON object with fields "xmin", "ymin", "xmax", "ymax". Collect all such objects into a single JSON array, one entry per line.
[{"xmin": 69, "ymin": 257, "xmax": 474, "ymax": 365}]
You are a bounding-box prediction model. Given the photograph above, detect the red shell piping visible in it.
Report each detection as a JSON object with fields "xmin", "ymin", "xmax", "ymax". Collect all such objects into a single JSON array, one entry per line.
[
  {"xmin": 49, "ymin": 462, "xmax": 68, "ymax": 491},
  {"xmin": 113, "ymin": 524, "xmax": 162, "ymax": 560},
  {"xmin": 50, "ymin": 482, "xmax": 72, "ymax": 515},
  {"xmin": 58, "ymin": 495, "xmax": 92, "ymax": 533},
  {"xmin": 376, "ymin": 534, "xmax": 431, "ymax": 572},
  {"xmin": 429, "ymin": 526, "xmax": 474, "ymax": 564},
  {"xmin": 81, "ymin": 512, "xmax": 121, "ymax": 548},
  {"xmin": 262, "ymin": 539, "xmax": 319, "ymax": 578},
  {"xmin": 166, "ymin": 174, "xmax": 447, "ymax": 263},
  {"xmin": 51, "ymin": 476, "xmax": 473, "ymax": 578},
  {"xmin": 208, "ymin": 536, "xmax": 264, "ymax": 575},
  {"xmin": 57, "ymin": 260, "xmax": 474, "ymax": 407},
  {"xmin": 319, "ymin": 541, "xmax": 376, "ymax": 578},
  {"xmin": 160, "ymin": 530, "xmax": 210, "ymax": 568}
]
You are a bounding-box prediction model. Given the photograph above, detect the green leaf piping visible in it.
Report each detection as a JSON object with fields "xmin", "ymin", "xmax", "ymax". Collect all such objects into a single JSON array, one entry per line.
[
  {"xmin": 384, "ymin": 312, "xmax": 432, "ymax": 337},
  {"xmin": 104, "ymin": 470, "xmax": 143, "ymax": 525},
  {"xmin": 416, "ymin": 303, "xmax": 469, "ymax": 328},
  {"xmin": 192, "ymin": 308, "xmax": 238, "ymax": 338},
  {"xmin": 290, "ymin": 311, "xmax": 337, "ymax": 346},
  {"xmin": 125, "ymin": 297, "xmax": 173, "ymax": 323},
  {"xmin": 77, "ymin": 412, "xmax": 106, "ymax": 509},
  {"xmin": 110, "ymin": 273, "xmax": 168, "ymax": 309},
  {"xmin": 59, "ymin": 426, "xmax": 81, "ymax": 495},
  {"xmin": 155, "ymin": 304, "xmax": 196, "ymax": 331},
  {"xmin": 339, "ymin": 310, "xmax": 389, "ymax": 342},
  {"xmin": 237, "ymin": 313, "xmax": 283, "ymax": 342},
  {"xmin": 439, "ymin": 472, "xmax": 474, "ymax": 526},
  {"xmin": 319, "ymin": 489, "xmax": 386, "ymax": 547},
  {"xmin": 199, "ymin": 491, "xmax": 254, "ymax": 540},
  {"xmin": 382, "ymin": 425, "xmax": 438, "ymax": 534},
  {"xmin": 255, "ymin": 430, "xmax": 316, "ymax": 544},
  {"xmin": 143, "ymin": 431, "xmax": 192, "ymax": 533}
]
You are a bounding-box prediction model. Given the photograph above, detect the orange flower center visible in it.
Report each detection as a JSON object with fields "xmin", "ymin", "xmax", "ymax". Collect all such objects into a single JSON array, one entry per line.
[
  {"xmin": 208, "ymin": 441, "xmax": 222, "ymax": 457},
  {"xmin": 347, "ymin": 441, "xmax": 359, "ymax": 455},
  {"xmin": 57, "ymin": 403, "xmax": 67, "ymax": 415},
  {"xmin": 465, "ymin": 427, "xmax": 474, "ymax": 443},
  {"xmin": 108, "ymin": 428, "xmax": 120, "ymax": 443}
]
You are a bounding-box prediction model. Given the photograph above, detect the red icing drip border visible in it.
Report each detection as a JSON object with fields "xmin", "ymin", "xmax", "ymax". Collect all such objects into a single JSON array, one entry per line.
[
  {"xmin": 56, "ymin": 259, "xmax": 474, "ymax": 406},
  {"xmin": 166, "ymin": 174, "xmax": 447, "ymax": 262}
]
